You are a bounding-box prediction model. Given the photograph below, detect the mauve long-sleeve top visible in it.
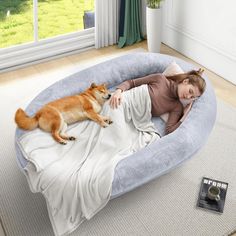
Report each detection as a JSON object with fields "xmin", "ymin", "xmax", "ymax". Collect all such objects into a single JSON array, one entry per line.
[{"xmin": 116, "ymin": 73, "xmax": 183, "ymax": 134}]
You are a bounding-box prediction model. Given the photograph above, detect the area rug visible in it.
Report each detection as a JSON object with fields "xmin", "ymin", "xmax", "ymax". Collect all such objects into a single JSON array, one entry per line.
[{"xmin": 0, "ymin": 50, "xmax": 236, "ymax": 236}]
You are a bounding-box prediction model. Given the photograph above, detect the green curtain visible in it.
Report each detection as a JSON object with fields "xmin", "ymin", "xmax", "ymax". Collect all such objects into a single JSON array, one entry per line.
[{"xmin": 118, "ymin": 0, "xmax": 143, "ymax": 48}]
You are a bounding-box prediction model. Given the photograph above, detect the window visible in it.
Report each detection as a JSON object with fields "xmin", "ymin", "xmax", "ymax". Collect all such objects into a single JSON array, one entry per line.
[{"xmin": 0, "ymin": 0, "xmax": 95, "ymax": 71}]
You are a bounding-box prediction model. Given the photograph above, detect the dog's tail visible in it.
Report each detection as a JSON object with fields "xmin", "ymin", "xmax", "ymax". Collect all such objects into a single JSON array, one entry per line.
[{"xmin": 15, "ymin": 108, "xmax": 39, "ymax": 130}]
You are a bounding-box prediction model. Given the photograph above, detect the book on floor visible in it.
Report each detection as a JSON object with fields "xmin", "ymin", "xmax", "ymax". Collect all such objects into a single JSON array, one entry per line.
[{"xmin": 197, "ymin": 177, "xmax": 228, "ymax": 213}]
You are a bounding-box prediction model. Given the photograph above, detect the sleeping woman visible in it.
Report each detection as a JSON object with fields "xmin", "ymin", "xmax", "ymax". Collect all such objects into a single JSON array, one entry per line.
[{"xmin": 109, "ymin": 69, "xmax": 206, "ymax": 135}]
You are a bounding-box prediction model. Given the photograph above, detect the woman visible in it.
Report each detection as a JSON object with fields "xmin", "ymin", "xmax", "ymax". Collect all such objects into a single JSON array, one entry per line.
[{"xmin": 109, "ymin": 68, "xmax": 206, "ymax": 134}]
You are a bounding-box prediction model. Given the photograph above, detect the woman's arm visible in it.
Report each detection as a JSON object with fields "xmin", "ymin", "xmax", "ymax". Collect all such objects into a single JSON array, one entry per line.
[
  {"xmin": 109, "ymin": 73, "xmax": 161, "ymax": 109},
  {"xmin": 180, "ymin": 102, "xmax": 193, "ymax": 122},
  {"xmin": 165, "ymin": 104, "xmax": 183, "ymax": 134},
  {"xmin": 117, "ymin": 73, "xmax": 161, "ymax": 91}
]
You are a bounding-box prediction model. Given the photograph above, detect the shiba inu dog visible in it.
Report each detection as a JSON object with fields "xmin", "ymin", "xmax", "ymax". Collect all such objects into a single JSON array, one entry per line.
[{"xmin": 15, "ymin": 83, "xmax": 112, "ymax": 144}]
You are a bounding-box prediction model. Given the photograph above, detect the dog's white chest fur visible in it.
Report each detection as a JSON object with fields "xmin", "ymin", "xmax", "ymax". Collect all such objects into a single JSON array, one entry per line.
[{"xmin": 90, "ymin": 100, "xmax": 102, "ymax": 113}]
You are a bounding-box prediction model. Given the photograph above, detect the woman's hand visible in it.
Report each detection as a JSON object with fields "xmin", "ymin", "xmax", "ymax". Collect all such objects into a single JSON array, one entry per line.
[
  {"xmin": 109, "ymin": 89, "xmax": 122, "ymax": 109},
  {"xmin": 180, "ymin": 102, "xmax": 193, "ymax": 122}
]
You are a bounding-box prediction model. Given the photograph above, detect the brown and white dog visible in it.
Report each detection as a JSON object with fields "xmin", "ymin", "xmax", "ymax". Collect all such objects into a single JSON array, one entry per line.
[{"xmin": 15, "ymin": 83, "xmax": 112, "ymax": 144}]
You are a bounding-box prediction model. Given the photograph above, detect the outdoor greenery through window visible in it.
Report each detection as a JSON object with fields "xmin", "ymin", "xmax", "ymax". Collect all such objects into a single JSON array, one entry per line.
[
  {"xmin": 0, "ymin": 0, "xmax": 94, "ymax": 49},
  {"xmin": 0, "ymin": 0, "xmax": 33, "ymax": 48}
]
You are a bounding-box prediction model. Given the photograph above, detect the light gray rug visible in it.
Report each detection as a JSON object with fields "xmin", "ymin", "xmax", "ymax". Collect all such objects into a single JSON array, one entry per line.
[{"xmin": 0, "ymin": 52, "xmax": 236, "ymax": 236}]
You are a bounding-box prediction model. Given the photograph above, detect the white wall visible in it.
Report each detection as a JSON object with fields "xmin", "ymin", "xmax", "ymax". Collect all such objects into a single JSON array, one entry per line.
[{"xmin": 161, "ymin": 0, "xmax": 236, "ymax": 84}]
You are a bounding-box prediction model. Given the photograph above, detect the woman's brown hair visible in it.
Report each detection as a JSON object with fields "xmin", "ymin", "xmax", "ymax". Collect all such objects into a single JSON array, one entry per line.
[{"xmin": 166, "ymin": 68, "xmax": 206, "ymax": 95}]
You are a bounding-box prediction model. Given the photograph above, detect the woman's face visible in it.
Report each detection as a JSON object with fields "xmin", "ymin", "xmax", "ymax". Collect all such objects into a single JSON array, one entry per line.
[{"xmin": 177, "ymin": 79, "xmax": 201, "ymax": 100}]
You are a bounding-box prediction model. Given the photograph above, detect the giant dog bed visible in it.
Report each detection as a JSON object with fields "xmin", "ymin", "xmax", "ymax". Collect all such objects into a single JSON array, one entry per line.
[{"xmin": 15, "ymin": 53, "xmax": 216, "ymax": 235}]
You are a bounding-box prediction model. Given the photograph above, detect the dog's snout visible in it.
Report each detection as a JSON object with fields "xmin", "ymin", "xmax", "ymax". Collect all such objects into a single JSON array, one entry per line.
[{"xmin": 103, "ymin": 93, "xmax": 111, "ymax": 100}]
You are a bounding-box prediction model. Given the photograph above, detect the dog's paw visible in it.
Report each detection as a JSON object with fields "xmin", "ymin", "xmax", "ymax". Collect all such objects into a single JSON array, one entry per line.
[
  {"xmin": 59, "ymin": 141, "xmax": 67, "ymax": 145},
  {"xmin": 69, "ymin": 136, "xmax": 76, "ymax": 141},
  {"xmin": 102, "ymin": 123, "xmax": 109, "ymax": 128},
  {"xmin": 104, "ymin": 117, "xmax": 113, "ymax": 124}
]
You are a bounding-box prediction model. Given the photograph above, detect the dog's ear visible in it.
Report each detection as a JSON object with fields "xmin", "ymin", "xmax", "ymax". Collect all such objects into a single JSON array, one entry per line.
[
  {"xmin": 91, "ymin": 83, "xmax": 97, "ymax": 88},
  {"xmin": 103, "ymin": 83, "xmax": 107, "ymax": 88}
]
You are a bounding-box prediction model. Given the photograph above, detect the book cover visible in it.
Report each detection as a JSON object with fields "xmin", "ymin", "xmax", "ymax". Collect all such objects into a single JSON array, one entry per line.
[{"xmin": 197, "ymin": 177, "xmax": 228, "ymax": 213}]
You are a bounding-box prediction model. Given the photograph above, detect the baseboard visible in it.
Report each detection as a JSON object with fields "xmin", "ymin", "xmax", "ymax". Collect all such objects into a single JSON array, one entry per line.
[{"xmin": 0, "ymin": 29, "xmax": 95, "ymax": 73}]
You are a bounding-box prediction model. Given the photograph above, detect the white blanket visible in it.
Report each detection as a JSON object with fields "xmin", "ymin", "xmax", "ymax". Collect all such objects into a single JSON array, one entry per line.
[{"xmin": 18, "ymin": 84, "xmax": 160, "ymax": 236}]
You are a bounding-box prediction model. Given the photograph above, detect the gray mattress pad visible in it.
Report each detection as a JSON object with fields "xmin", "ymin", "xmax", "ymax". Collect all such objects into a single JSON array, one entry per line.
[{"xmin": 15, "ymin": 52, "xmax": 217, "ymax": 198}]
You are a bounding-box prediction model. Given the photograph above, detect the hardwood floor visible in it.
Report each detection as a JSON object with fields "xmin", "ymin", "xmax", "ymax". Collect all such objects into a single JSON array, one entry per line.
[{"xmin": 0, "ymin": 40, "xmax": 236, "ymax": 108}]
